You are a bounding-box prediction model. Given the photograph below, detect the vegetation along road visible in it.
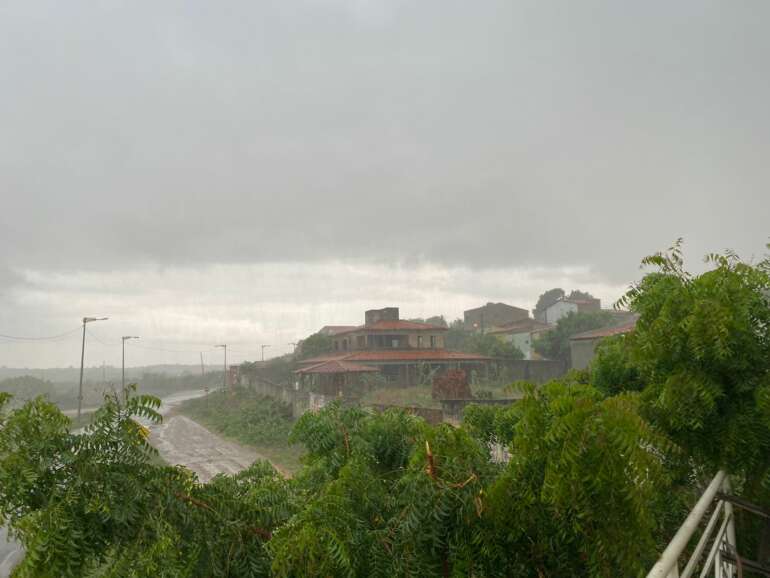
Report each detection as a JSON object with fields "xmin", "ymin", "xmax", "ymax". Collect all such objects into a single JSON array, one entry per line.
[{"xmin": 1, "ymin": 387, "xmax": 265, "ymax": 577}]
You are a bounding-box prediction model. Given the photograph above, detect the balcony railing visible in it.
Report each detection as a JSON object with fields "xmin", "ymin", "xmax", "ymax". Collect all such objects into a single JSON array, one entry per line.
[{"xmin": 648, "ymin": 470, "xmax": 740, "ymax": 578}]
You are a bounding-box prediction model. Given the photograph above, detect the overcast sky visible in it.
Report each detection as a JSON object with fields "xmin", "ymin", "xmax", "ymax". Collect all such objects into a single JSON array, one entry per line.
[{"xmin": 1, "ymin": 0, "xmax": 768, "ymax": 368}]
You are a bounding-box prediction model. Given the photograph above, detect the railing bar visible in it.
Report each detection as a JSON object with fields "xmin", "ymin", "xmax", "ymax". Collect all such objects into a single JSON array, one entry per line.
[
  {"xmin": 681, "ymin": 501, "xmax": 725, "ymax": 578},
  {"xmin": 716, "ymin": 492, "xmax": 770, "ymax": 520},
  {"xmin": 648, "ymin": 471, "xmax": 728, "ymax": 578},
  {"xmin": 699, "ymin": 512, "xmax": 731, "ymax": 578}
]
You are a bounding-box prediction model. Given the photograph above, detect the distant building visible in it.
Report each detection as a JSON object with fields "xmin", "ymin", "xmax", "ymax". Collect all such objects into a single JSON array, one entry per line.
[
  {"xmin": 296, "ymin": 307, "xmax": 490, "ymax": 394},
  {"xmin": 569, "ymin": 318, "xmax": 637, "ymax": 370},
  {"xmin": 543, "ymin": 297, "xmax": 601, "ymax": 325},
  {"xmin": 488, "ymin": 319, "xmax": 554, "ymax": 360},
  {"xmin": 464, "ymin": 302, "xmax": 529, "ymax": 332}
]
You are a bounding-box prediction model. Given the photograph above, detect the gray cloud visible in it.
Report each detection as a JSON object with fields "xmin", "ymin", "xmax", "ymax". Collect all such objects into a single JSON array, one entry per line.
[
  {"xmin": 0, "ymin": 1, "xmax": 769, "ymax": 367},
  {"xmin": 1, "ymin": 0, "xmax": 768, "ymax": 281}
]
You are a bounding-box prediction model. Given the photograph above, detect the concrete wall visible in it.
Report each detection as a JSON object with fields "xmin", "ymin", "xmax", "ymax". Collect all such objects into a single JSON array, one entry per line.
[
  {"xmin": 464, "ymin": 302, "xmax": 529, "ymax": 331},
  {"xmin": 252, "ymin": 378, "xmax": 334, "ymax": 418},
  {"xmin": 493, "ymin": 359, "xmax": 568, "ymax": 383},
  {"xmin": 569, "ymin": 338, "xmax": 599, "ymax": 370},
  {"xmin": 510, "ymin": 332, "xmax": 533, "ymax": 360},
  {"xmin": 495, "ymin": 331, "xmax": 535, "ymax": 360},
  {"xmin": 365, "ymin": 307, "xmax": 399, "ymax": 325},
  {"xmin": 544, "ymin": 301, "xmax": 578, "ymax": 324}
]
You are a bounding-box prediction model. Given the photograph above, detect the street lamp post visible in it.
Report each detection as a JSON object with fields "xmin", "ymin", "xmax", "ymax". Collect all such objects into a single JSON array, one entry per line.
[
  {"xmin": 78, "ymin": 316, "xmax": 108, "ymax": 419},
  {"xmin": 215, "ymin": 344, "xmax": 227, "ymax": 392},
  {"xmin": 260, "ymin": 344, "xmax": 271, "ymax": 362},
  {"xmin": 121, "ymin": 336, "xmax": 140, "ymax": 392}
]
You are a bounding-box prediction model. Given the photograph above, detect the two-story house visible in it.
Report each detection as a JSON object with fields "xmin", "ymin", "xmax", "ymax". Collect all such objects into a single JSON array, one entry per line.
[{"xmin": 296, "ymin": 307, "xmax": 490, "ymax": 396}]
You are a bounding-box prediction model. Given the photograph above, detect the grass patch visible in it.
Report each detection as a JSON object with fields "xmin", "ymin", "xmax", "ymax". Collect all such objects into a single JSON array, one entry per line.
[{"xmin": 176, "ymin": 388, "xmax": 304, "ymax": 475}]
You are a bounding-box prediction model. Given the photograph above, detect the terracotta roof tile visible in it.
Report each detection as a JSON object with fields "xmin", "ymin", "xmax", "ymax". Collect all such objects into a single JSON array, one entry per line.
[
  {"xmin": 300, "ymin": 349, "xmax": 491, "ymax": 365},
  {"xmin": 488, "ymin": 319, "xmax": 553, "ymax": 335},
  {"xmin": 294, "ymin": 360, "xmax": 380, "ymax": 374}
]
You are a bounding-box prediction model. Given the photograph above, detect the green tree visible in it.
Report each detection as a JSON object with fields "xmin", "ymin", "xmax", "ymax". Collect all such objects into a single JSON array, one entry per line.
[
  {"xmin": 444, "ymin": 318, "xmax": 471, "ymax": 351},
  {"xmin": 466, "ymin": 333, "xmax": 524, "ymax": 360},
  {"xmin": 566, "ymin": 289, "xmax": 596, "ymax": 301},
  {"xmin": 590, "ymin": 335, "xmax": 644, "ymax": 396},
  {"xmin": 533, "ymin": 288, "xmax": 565, "ymax": 319},
  {"xmin": 0, "ymin": 387, "xmax": 295, "ymax": 577},
  {"xmin": 475, "ymin": 382, "xmax": 672, "ymax": 577},
  {"xmin": 298, "ymin": 332, "xmax": 333, "ymax": 359},
  {"xmin": 533, "ymin": 310, "xmax": 612, "ymax": 362},
  {"xmin": 615, "ymin": 242, "xmax": 770, "ymax": 480}
]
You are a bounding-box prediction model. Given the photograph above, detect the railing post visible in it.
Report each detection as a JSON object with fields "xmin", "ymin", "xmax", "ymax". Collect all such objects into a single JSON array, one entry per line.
[
  {"xmin": 722, "ymin": 477, "xmax": 736, "ymax": 578},
  {"xmin": 647, "ymin": 471, "xmax": 728, "ymax": 578}
]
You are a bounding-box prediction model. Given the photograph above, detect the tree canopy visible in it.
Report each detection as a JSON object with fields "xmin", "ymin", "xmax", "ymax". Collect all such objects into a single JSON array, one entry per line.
[
  {"xmin": 533, "ymin": 288, "xmax": 564, "ymax": 318},
  {"xmin": 465, "ymin": 333, "xmax": 524, "ymax": 360},
  {"xmin": 533, "ymin": 310, "xmax": 612, "ymax": 362},
  {"xmin": 297, "ymin": 332, "xmax": 333, "ymax": 359}
]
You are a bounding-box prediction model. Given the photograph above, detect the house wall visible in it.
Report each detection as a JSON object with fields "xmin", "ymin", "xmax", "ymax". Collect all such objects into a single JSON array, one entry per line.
[
  {"xmin": 464, "ymin": 302, "xmax": 529, "ymax": 331},
  {"xmin": 487, "ymin": 359, "xmax": 567, "ymax": 383},
  {"xmin": 495, "ymin": 331, "xmax": 533, "ymax": 360},
  {"xmin": 407, "ymin": 333, "xmax": 445, "ymax": 349},
  {"xmin": 544, "ymin": 301, "xmax": 578, "ymax": 324},
  {"xmin": 570, "ymin": 338, "xmax": 599, "ymax": 370},
  {"xmin": 365, "ymin": 307, "xmax": 399, "ymax": 325},
  {"xmin": 510, "ymin": 332, "xmax": 533, "ymax": 360},
  {"xmin": 334, "ymin": 330, "xmax": 445, "ymax": 351}
]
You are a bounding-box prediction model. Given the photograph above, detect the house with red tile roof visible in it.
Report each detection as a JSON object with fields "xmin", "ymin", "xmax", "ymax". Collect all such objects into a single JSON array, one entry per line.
[{"xmin": 295, "ymin": 307, "xmax": 491, "ymax": 396}]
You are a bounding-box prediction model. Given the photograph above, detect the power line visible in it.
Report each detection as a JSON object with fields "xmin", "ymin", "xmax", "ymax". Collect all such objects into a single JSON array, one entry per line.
[
  {"xmin": 0, "ymin": 327, "xmax": 82, "ymax": 342},
  {"xmin": 85, "ymin": 328, "xmax": 120, "ymax": 347}
]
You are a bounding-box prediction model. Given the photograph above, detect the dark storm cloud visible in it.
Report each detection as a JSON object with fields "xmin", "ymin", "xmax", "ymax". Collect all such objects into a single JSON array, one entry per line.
[{"xmin": 0, "ymin": 0, "xmax": 768, "ymax": 283}]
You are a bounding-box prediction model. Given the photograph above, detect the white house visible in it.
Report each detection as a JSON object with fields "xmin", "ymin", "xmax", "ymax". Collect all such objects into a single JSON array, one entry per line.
[
  {"xmin": 488, "ymin": 319, "xmax": 554, "ymax": 360},
  {"xmin": 543, "ymin": 297, "xmax": 601, "ymax": 325}
]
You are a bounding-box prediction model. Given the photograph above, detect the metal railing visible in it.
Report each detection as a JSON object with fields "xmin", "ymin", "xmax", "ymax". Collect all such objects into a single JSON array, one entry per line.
[{"xmin": 647, "ymin": 470, "xmax": 737, "ymax": 578}]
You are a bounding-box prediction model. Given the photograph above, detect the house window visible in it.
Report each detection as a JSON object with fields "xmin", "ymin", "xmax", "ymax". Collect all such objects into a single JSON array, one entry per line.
[
  {"xmin": 343, "ymin": 339, "xmax": 348, "ymax": 350},
  {"xmin": 417, "ymin": 335, "xmax": 423, "ymax": 348},
  {"xmin": 430, "ymin": 335, "xmax": 436, "ymax": 348},
  {"xmin": 357, "ymin": 335, "xmax": 365, "ymax": 348}
]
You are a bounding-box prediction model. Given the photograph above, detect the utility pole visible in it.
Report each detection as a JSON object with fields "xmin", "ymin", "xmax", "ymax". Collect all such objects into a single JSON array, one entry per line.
[
  {"xmin": 78, "ymin": 316, "xmax": 108, "ymax": 419},
  {"xmin": 260, "ymin": 344, "xmax": 271, "ymax": 362},
  {"xmin": 121, "ymin": 336, "xmax": 139, "ymax": 392},
  {"xmin": 201, "ymin": 352, "xmax": 208, "ymax": 407},
  {"xmin": 215, "ymin": 344, "xmax": 227, "ymax": 392}
]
